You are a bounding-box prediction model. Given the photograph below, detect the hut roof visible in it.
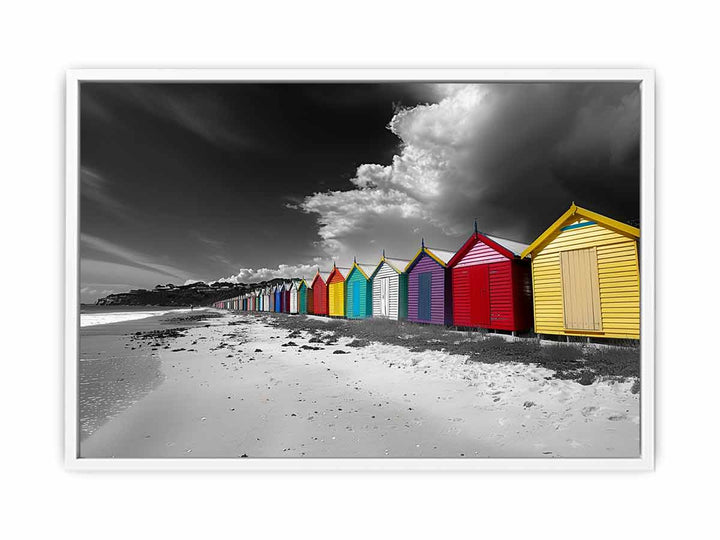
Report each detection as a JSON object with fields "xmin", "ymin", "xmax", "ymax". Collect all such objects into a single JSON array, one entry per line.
[
  {"xmin": 369, "ymin": 254, "xmax": 410, "ymax": 278},
  {"xmin": 447, "ymin": 232, "xmax": 529, "ymax": 266},
  {"xmin": 404, "ymin": 245, "xmax": 455, "ymax": 272},
  {"xmin": 326, "ymin": 265, "xmax": 348, "ymax": 282},
  {"xmin": 521, "ymin": 203, "xmax": 640, "ymax": 258},
  {"xmin": 311, "ymin": 271, "xmax": 326, "ymax": 287},
  {"xmin": 347, "ymin": 261, "xmax": 374, "ymax": 280}
]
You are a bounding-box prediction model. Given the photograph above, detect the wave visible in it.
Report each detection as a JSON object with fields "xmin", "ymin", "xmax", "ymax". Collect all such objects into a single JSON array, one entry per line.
[{"xmin": 80, "ymin": 307, "xmax": 206, "ymax": 328}]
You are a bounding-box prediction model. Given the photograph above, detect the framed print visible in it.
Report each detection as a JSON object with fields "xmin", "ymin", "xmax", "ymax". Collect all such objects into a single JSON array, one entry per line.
[{"xmin": 65, "ymin": 69, "xmax": 654, "ymax": 470}]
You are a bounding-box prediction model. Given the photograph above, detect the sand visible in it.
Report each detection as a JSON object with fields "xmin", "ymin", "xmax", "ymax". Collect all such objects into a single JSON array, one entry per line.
[{"xmin": 79, "ymin": 310, "xmax": 639, "ymax": 458}]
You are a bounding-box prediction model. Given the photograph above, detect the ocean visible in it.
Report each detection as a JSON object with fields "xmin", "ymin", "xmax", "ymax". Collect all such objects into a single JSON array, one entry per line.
[{"xmin": 79, "ymin": 305, "xmax": 206, "ymax": 327}]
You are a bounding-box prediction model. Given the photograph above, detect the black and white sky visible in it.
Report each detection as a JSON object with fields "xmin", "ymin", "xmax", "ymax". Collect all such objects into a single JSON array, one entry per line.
[{"xmin": 80, "ymin": 81, "xmax": 640, "ymax": 303}]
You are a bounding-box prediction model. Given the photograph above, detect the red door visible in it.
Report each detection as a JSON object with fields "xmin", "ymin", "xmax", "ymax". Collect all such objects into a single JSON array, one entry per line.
[{"xmin": 473, "ymin": 265, "xmax": 491, "ymax": 327}]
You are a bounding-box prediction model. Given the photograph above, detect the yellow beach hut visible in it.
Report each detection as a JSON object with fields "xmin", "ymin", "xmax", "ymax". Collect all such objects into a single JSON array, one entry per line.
[
  {"xmin": 327, "ymin": 264, "xmax": 346, "ymax": 318},
  {"xmin": 521, "ymin": 204, "xmax": 640, "ymax": 340}
]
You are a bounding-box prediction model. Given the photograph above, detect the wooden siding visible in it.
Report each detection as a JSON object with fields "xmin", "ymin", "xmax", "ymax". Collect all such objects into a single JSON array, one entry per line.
[
  {"xmin": 398, "ymin": 273, "xmax": 408, "ymax": 319},
  {"xmin": 299, "ymin": 283, "xmax": 308, "ymax": 314},
  {"xmin": 282, "ymin": 288, "xmax": 290, "ymax": 313},
  {"xmin": 327, "ymin": 269, "xmax": 345, "ymax": 317},
  {"xmin": 454, "ymin": 238, "xmax": 509, "ymax": 267},
  {"xmin": 407, "ymin": 253, "xmax": 451, "ymax": 325},
  {"xmin": 289, "ymin": 287, "xmax": 299, "ymax": 314},
  {"xmin": 306, "ymin": 286, "xmax": 314, "ymax": 314},
  {"xmin": 328, "ymin": 281, "xmax": 345, "ymax": 316},
  {"xmin": 531, "ymin": 220, "xmax": 640, "ymax": 339},
  {"xmin": 346, "ymin": 269, "xmax": 372, "ymax": 319},
  {"xmin": 511, "ymin": 262, "xmax": 534, "ymax": 331},
  {"xmin": 312, "ymin": 278, "xmax": 328, "ymax": 315},
  {"xmin": 274, "ymin": 289, "xmax": 281, "ymax": 312},
  {"xmin": 371, "ymin": 262, "xmax": 401, "ymax": 320}
]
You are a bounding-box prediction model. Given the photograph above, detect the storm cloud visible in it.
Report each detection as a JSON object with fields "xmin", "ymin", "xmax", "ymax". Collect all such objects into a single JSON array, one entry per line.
[{"xmin": 298, "ymin": 82, "xmax": 640, "ymax": 266}]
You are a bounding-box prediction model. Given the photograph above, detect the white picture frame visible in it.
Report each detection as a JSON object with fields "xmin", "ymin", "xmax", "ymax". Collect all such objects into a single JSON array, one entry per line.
[{"xmin": 65, "ymin": 68, "xmax": 655, "ymax": 471}]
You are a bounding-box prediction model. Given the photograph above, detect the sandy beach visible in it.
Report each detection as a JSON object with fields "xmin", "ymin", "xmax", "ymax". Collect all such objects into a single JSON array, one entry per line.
[{"xmin": 79, "ymin": 310, "xmax": 639, "ymax": 458}]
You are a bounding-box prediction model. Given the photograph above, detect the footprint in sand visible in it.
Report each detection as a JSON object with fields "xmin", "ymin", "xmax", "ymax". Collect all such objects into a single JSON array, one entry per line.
[{"xmin": 581, "ymin": 406, "xmax": 598, "ymax": 417}]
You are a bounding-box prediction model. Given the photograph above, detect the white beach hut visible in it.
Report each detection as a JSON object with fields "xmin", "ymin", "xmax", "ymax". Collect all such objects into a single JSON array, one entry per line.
[
  {"xmin": 288, "ymin": 281, "xmax": 299, "ymax": 314},
  {"xmin": 370, "ymin": 252, "xmax": 410, "ymax": 320},
  {"xmin": 263, "ymin": 286, "xmax": 270, "ymax": 311}
]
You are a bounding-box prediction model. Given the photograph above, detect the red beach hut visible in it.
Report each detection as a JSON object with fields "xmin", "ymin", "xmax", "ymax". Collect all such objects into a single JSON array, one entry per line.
[
  {"xmin": 447, "ymin": 223, "xmax": 533, "ymax": 332},
  {"xmin": 282, "ymin": 282, "xmax": 291, "ymax": 313},
  {"xmin": 311, "ymin": 270, "xmax": 328, "ymax": 316}
]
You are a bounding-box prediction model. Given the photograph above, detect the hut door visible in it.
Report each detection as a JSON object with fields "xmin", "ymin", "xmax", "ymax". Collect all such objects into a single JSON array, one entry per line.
[
  {"xmin": 380, "ymin": 277, "xmax": 390, "ymax": 316},
  {"xmin": 560, "ymin": 248, "xmax": 603, "ymax": 331},
  {"xmin": 352, "ymin": 283, "xmax": 360, "ymax": 317},
  {"xmin": 418, "ymin": 272, "xmax": 432, "ymax": 321},
  {"xmin": 474, "ymin": 265, "xmax": 491, "ymax": 327}
]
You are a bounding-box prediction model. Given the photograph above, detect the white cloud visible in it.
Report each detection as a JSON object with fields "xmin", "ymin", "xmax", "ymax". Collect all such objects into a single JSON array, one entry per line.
[
  {"xmin": 298, "ymin": 84, "xmax": 489, "ymax": 263},
  {"xmin": 216, "ymin": 262, "xmax": 324, "ymax": 284}
]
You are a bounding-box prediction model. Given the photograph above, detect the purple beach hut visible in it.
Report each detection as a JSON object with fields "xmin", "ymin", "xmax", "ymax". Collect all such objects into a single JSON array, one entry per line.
[{"xmin": 404, "ymin": 239, "xmax": 455, "ymax": 326}]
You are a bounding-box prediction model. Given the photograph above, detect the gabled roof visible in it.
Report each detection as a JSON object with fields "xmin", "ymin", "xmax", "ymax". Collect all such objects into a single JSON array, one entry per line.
[
  {"xmin": 404, "ymin": 245, "xmax": 455, "ymax": 273},
  {"xmin": 521, "ymin": 204, "xmax": 640, "ymax": 258},
  {"xmin": 447, "ymin": 231, "xmax": 530, "ymax": 266},
  {"xmin": 369, "ymin": 254, "xmax": 410, "ymax": 279},
  {"xmin": 310, "ymin": 270, "xmax": 326, "ymax": 288},
  {"xmin": 326, "ymin": 265, "xmax": 346, "ymax": 283},
  {"xmin": 346, "ymin": 260, "xmax": 373, "ymax": 281}
]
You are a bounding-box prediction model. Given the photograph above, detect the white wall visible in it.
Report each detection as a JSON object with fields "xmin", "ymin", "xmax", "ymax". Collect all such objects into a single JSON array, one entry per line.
[{"xmin": 372, "ymin": 262, "xmax": 400, "ymax": 319}]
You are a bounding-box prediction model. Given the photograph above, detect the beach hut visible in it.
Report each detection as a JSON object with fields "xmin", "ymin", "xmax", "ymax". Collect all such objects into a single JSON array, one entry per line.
[
  {"xmin": 282, "ymin": 282, "xmax": 291, "ymax": 313},
  {"xmin": 521, "ymin": 204, "xmax": 640, "ymax": 340},
  {"xmin": 370, "ymin": 251, "xmax": 409, "ymax": 320},
  {"xmin": 405, "ymin": 240, "xmax": 455, "ymax": 326},
  {"xmin": 254, "ymin": 289, "xmax": 261, "ymax": 311},
  {"xmin": 263, "ymin": 287, "xmax": 270, "ymax": 311},
  {"xmin": 273, "ymin": 284, "xmax": 282, "ymax": 312},
  {"xmin": 289, "ymin": 281, "xmax": 300, "ymax": 314},
  {"xmin": 327, "ymin": 264, "xmax": 346, "ymax": 317},
  {"xmin": 310, "ymin": 270, "xmax": 328, "ymax": 316},
  {"xmin": 345, "ymin": 259, "xmax": 374, "ymax": 319},
  {"xmin": 447, "ymin": 223, "xmax": 533, "ymax": 332},
  {"xmin": 299, "ymin": 279, "xmax": 312, "ymax": 314}
]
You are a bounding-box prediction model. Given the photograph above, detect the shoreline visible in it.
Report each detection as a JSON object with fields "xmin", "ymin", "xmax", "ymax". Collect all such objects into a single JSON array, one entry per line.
[{"xmin": 80, "ymin": 306, "xmax": 208, "ymax": 328}]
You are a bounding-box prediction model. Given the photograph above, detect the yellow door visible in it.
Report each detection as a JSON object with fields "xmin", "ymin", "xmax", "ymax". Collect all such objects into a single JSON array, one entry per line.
[
  {"xmin": 329, "ymin": 282, "xmax": 345, "ymax": 316},
  {"xmin": 560, "ymin": 247, "xmax": 603, "ymax": 331}
]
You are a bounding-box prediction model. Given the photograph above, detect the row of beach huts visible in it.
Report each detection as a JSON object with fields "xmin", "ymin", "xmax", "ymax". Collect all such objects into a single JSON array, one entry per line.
[{"xmin": 213, "ymin": 205, "xmax": 641, "ymax": 340}]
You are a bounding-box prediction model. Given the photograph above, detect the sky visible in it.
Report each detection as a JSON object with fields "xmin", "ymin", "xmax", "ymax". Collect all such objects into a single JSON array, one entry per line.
[{"xmin": 80, "ymin": 81, "xmax": 640, "ymax": 303}]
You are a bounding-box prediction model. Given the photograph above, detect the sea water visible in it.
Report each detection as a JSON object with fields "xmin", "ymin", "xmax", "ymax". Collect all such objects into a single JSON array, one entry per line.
[{"xmin": 80, "ymin": 306, "xmax": 206, "ymax": 327}]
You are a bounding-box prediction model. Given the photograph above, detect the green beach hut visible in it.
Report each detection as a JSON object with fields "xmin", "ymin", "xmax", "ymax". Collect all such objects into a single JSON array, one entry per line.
[
  {"xmin": 299, "ymin": 279, "xmax": 312, "ymax": 314},
  {"xmin": 345, "ymin": 259, "xmax": 373, "ymax": 320}
]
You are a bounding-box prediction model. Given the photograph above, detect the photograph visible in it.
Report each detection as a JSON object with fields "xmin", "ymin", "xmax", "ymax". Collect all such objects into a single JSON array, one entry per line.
[{"xmin": 68, "ymin": 70, "xmax": 653, "ymax": 468}]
